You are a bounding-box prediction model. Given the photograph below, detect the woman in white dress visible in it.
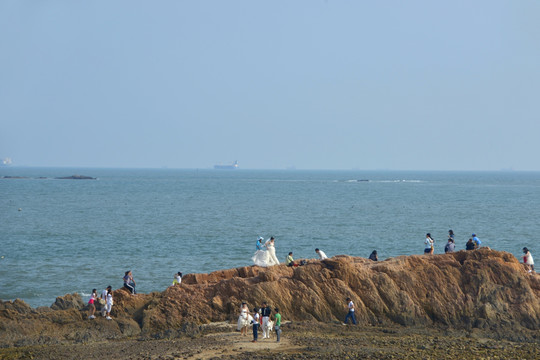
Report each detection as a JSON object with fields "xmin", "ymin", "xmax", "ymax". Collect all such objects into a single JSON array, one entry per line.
[
  {"xmin": 265, "ymin": 237, "xmax": 280, "ymax": 266},
  {"xmin": 237, "ymin": 302, "xmax": 252, "ymax": 336}
]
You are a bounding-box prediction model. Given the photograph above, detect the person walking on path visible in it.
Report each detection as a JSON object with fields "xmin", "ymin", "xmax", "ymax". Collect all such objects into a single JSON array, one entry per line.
[
  {"xmin": 274, "ymin": 308, "xmax": 282, "ymax": 342},
  {"xmin": 87, "ymin": 289, "xmax": 97, "ymax": 319},
  {"xmin": 343, "ymin": 297, "xmax": 356, "ymax": 325},
  {"xmin": 523, "ymin": 247, "xmax": 535, "ymax": 273},
  {"xmin": 251, "ymin": 308, "xmax": 260, "ymax": 342},
  {"xmin": 260, "ymin": 301, "xmax": 272, "ymax": 339},
  {"xmin": 424, "ymin": 233, "xmax": 434, "ymax": 254}
]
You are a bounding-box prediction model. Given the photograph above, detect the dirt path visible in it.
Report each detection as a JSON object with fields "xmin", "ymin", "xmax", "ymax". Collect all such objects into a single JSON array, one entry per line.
[{"xmin": 188, "ymin": 331, "xmax": 300, "ymax": 360}]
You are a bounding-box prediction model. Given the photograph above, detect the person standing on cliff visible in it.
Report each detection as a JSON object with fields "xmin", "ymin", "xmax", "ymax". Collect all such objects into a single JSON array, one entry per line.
[
  {"xmin": 424, "ymin": 233, "xmax": 434, "ymax": 254},
  {"xmin": 261, "ymin": 301, "xmax": 272, "ymax": 339},
  {"xmin": 100, "ymin": 286, "xmax": 111, "ymax": 317},
  {"xmin": 105, "ymin": 288, "xmax": 114, "ymax": 320},
  {"xmin": 523, "ymin": 247, "xmax": 535, "ymax": 273},
  {"xmin": 251, "ymin": 307, "xmax": 260, "ymax": 342},
  {"xmin": 343, "ymin": 297, "xmax": 356, "ymax": 325}
]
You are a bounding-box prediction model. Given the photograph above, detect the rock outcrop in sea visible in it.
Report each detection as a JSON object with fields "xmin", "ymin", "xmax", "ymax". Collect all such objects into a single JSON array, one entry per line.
[{"xmin": 1, "ymin": 248, "xmax": 539, "ymax": 347}]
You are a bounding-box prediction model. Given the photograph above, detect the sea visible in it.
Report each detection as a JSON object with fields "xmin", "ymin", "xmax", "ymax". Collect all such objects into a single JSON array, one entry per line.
[{"xmin": 1, "ymin": 168, "xmax": 539, "ymax": 308}]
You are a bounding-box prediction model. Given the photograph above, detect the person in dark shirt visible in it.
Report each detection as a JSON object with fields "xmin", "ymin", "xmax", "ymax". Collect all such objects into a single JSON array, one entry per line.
[
  {"xmin": 260, "ymin": 301, "xmax": 272, "ymax": 339},
  {"xmin": 368, "ymin": 250, "xmax": 378, "ymax": 261},
  {"xmin": 466, "ymin": 238, "xmax": 475, "ymax": 250}
]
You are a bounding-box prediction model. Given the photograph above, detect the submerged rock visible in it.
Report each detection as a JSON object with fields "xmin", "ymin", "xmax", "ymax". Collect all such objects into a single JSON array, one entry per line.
[{"xmin": 0, "ymin": 249, "xmax": 538, "ymax": 347}]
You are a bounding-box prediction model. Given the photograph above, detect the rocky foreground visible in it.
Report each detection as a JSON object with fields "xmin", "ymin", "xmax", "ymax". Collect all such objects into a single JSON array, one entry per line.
[{"xmin": 0, "ymin": 249, "xmax": 539, "ymax": 357}]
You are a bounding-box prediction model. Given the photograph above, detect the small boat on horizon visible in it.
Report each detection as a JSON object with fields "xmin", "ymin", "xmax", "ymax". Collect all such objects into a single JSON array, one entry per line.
[{"xmin": 214, "ymin": 161, "xmax": 239, "ymax": 170}]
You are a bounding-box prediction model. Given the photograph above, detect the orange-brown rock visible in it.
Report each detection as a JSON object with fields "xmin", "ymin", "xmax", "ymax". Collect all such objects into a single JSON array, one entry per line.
[{"xmin": 1, "ymin": 248, "xmax": 539, "ymax": 347}]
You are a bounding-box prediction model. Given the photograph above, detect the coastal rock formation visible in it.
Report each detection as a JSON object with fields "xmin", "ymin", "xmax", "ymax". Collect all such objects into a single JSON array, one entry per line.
[
  {"xmin": 1, "ymin": 249, "xmax": 539, "ymax": 347},
  {"xmin": 55, "ymin": 175, "xmax": 96, "ymax": 180}
]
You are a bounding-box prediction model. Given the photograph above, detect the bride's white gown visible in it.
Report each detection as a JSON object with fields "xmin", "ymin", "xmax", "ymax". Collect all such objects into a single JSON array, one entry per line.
[{"xmin": 252, "ymin": 240, "xmax": 280, "ymax": 267}]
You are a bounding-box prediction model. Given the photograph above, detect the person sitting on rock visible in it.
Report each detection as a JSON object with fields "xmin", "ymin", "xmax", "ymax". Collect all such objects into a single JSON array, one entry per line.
[
  {"xmin": 466, "ymin": 238, "xmax": 475, "ymax": 251},
  {"xmin": 172, "ymin": 272, "xmax": 182, "ymax": 286},
  {"xmin": 123, "ymin": 270, "xmax": 136, "ymax": 295},
  {"xmin": 286, "ymin": 252, "xmax": 295, "ymax": 266},
  {"xmin": 472, "ymin": 234, "xmax": 481, "ymax": 248},
  {"xmin": 368, "ymin": 250, "xmax": 378, "ymax": 261},
  {"xmin": 286, "ymin": 252, "xmax": 306, "ymax": 267},
  {"xmin": 444, "ymin": 239, "xmax": 455, "ymax": 253}
]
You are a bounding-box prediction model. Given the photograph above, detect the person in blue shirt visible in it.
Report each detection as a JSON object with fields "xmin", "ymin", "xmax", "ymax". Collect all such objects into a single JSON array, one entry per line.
[
  {"xmin": 472, "ymin": 234, "xmax": 481, "ymax": 248},
  {"xmin": 256, "ymin": 237, "xmax": 264, "ymax": 250}
]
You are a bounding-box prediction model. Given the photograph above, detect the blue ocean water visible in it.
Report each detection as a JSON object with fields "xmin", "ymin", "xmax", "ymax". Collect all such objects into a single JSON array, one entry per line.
[{"xmin": 1, "ymin": 168, "xmax": 539, "ymax": 308}]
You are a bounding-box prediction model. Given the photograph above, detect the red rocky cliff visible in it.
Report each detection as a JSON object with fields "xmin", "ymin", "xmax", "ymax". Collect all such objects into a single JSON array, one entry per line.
[{"xmin": 1, "ymin": 248, "xmax": 539, "ymax": 347}]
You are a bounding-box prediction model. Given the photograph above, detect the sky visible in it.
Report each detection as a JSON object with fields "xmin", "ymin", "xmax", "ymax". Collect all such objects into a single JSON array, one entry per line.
[{"xmin": 1, "ymin": 1, "xmax": 539, "ymax": 171}]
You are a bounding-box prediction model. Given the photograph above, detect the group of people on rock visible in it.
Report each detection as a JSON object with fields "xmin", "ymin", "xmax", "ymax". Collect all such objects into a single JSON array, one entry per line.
[
  {"xmin": 87, "ymin": 272, "xmax": 133, "ymax": 321},
  {"xmin": 423, "ymin": 230, "xmax": 534, "ymax": 273},
  {"xmin": 237, "ymin": 301, "xmax": 282, "ymax": 343},
  {"xmin": 251, "ymin": 234, "xmax": 534, "ymax": 275},
  {"xmin": 87, "ymin": 270, "xmax": 183, "ymax": 321},
  {"xmin": 424, "ymin": 230, "xmax": 481, "ymax": 254},
  {"xmin": 252, "ymin": 236, "xmax": 332, "ymax": 268},
  {"xmin": 87, "ymin": 285, "xmax": 113, "ymax": 320}
]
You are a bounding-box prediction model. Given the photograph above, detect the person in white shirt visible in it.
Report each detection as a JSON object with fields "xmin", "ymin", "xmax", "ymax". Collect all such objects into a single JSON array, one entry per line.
[
  {"xmin": 251, "ymin": 308, "xmax": 260, "ymax": 342},
  {"xmin": 343, "ymin": 297, "xmax": 356, "ymax": 325},
  {"xmin": 172, "ymin": 272, "xmax": 182, "ymax": 286},
  {"xmin": 100, "ymin": 286, "xmax": 111, "ymax": 317},
  {"xmin": 106, "ymin": 290, "xmax": 114, "ymax": 320},
  {"xmin": 523, "ymin": 247, "xmax": 535, "ymax": 273},
  {"xmin": 315, "ymin": 248, "xmax": 328, "ymax": 260}
]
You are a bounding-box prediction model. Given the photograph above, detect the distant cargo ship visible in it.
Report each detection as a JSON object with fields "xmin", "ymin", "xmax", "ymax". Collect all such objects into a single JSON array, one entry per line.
[{"xmin": 214, "ymin": 161, "xmax": 238, "ymax": 170}]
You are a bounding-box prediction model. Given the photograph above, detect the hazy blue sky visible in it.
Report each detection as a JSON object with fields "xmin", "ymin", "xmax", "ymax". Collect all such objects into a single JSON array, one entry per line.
[{"xmin": 1, "ymin": 1, "xmax": 539, "ymax": 170}]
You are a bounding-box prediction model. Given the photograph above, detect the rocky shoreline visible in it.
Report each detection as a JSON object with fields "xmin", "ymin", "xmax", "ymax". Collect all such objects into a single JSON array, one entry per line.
[
  {"xmin": 1, "ymin": 249, "xmax": 539, "ymax": 358},
  {"xmin": 1, "ymin": 322, "xmax": 538, "ymax": 359}
]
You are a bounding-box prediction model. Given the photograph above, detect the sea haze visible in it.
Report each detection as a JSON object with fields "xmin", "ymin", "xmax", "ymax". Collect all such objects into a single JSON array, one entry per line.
[{"xmin": 1, "ymin": 168, "xmax": 539, "ymax": 307}]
